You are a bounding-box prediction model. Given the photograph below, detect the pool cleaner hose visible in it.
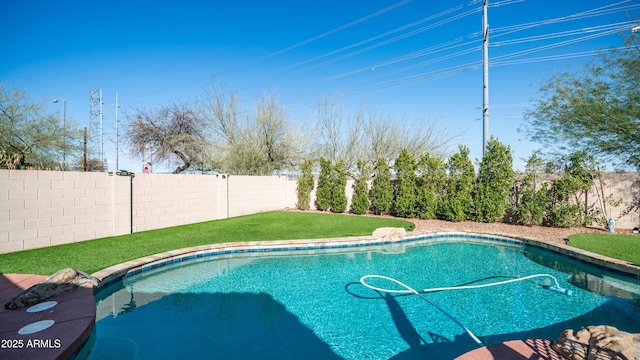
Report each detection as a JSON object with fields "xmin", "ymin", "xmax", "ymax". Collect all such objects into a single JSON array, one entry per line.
[
  {"xmin": 359, "ymin": 274, "xmax": 572, "ymax": 347},
  {"xmin": 360, "ymin": 274, "xmax": 572, "ymax": 296}
]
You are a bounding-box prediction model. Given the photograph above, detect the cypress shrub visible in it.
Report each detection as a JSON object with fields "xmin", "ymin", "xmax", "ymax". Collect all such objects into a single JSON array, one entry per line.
[
  {"xmin": 295, "ymin": 159, "xmax": 314, "ymax": 210},
  {"xmin": 315, "ymin": 157, "xmax": 332, "ymax": 211},
  {"xmin": 516, "ymin": 186, "xmax": 548, "ymax": 226},
  {"xmin": 438, "ymin": 145, "xmax": 475, "ymax": 222},
  {"xmin": 350, "ymin": 160, "xmax": 370, "ymax": 215},
  {"xmin": 369, "ymin": 157, "xmax": 393, "ymax": 215},
  {"xmin": 472, "ymin": 137, "xmax": 515, "ymax": 223},
  {"xmin": 515, "ymin": 153, "xmax": 547, "ymax": 226},
  {"xmin": 331, "ymin": 160, "xmax": 348, "ymax": 213},
  {"xmin": 416, "ymin": 153, "xmax": 447, "ymax": 219},
  {"xmin": 393, "ymin": 149, "xmax": 418, "ymax": 218}
]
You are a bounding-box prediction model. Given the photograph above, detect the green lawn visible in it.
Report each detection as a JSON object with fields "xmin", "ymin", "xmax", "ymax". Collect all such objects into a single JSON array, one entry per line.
[
  {"xmin": 0, "ymin": 211, "xmax": 413, "ymax": 275},
  {"xmin": 568, "ymin": 233, "xmax": 640, "ymax": 265}
]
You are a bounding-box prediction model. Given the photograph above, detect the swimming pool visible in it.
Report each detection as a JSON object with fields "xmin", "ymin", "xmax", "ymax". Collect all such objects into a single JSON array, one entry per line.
[{"xmin": 88, "ymin": 236, "xmax": 640, "ymax": 359}]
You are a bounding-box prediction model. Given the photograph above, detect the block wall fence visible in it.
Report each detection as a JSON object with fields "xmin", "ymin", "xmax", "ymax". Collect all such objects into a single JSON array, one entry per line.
[{"xmin": 0, "ymin": 169, "xmax": 637, "ymax": 255}]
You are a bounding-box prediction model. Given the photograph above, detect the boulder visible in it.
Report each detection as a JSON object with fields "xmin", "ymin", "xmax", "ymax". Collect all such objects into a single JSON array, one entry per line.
[
  {"xmin": 552, "ymin": 325, "xmax": 640, "ymax": 360},
  {"xmin": 372, "ymin": 227, "xmax": 406, "ymax": 241},
  {"xmin": 4, "ymin": 268, "xmax": 98, "ymax": 310}
]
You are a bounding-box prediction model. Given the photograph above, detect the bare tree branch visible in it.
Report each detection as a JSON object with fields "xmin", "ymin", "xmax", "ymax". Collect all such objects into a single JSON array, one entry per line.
[{"xmin": 126, "ymin": 102, "xmax": 210, "ymax": 174}]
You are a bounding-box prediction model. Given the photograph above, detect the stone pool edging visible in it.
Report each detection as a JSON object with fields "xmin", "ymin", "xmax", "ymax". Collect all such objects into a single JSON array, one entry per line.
[{"xmin": 91, "ymin": 230, "xmax": 640, "ymax": 292}]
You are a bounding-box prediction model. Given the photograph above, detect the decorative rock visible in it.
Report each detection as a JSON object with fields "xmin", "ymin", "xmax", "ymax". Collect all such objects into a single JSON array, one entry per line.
[
  {"xmin": 372, "ymin": 227, "xmax": 406, "ymax": 241},
  {"xmin": 552, "ymin": 325, "xmax": 640, "ymax": 360},
  {"xmin": 4, "ymin": 268, "xmax": 98, "ymax": 310}
]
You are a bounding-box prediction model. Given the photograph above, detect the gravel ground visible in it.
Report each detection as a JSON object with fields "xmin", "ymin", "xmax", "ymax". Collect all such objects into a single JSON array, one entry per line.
[
  {"xmin": 297, "ymin": 209, "xmax": 619, "ymax": 245},
  {"xmin": 408, "ymin": 218, "xmax": 606, "ymax": 245}
]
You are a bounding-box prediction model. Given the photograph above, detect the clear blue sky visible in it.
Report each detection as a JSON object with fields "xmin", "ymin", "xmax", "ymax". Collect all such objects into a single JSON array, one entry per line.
[{"xmin": 2, "ymin": 0, "xmax": 638, "ymax": 172}]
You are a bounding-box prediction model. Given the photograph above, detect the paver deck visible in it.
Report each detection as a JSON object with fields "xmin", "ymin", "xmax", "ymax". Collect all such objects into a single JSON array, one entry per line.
[{"xmin": 455, "ymin": 339, "xmax": 564, "ymax": 359}]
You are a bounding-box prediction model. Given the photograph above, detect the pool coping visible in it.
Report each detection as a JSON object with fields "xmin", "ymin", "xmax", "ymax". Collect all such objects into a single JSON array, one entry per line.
[{"xmin": 91, "ymin": 230, "xmax": 640, "ymax": 291}]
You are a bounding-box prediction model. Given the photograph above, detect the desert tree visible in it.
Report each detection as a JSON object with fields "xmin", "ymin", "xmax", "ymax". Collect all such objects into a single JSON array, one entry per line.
[
  {"xmin": 201, "ymin": 88, "xmax": 303, "ymax": 175},
  {"xmin": 311, "ymin": 94, "xmax": 363, "ymax": 172},
  {"xmin": 126, "ymin": 102, "xmax": 210, "ymax": 174},
  {"xmin": 311, "ymin": 95, "xmax": 462, "ymax": 174},
  {"xmin": 0, "ymin": 84, "xmax": 81, "ymax": 169},
  {"xmin": 523, "ymin": 32, "xmax": 640, "ymax": 170},
  {"xmin": 546, "ymin": 151, "xmax": 599, "ymax": 227}
]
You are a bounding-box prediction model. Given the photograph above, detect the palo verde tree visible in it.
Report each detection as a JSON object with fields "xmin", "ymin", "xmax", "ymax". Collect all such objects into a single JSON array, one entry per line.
[
  {"xmin": 296, "ymin": 159, "xmax": 314, "ymax": 211},
  {"xmin": 472, "ymin": 137, "xmax": 515, "ymax": 223},
  {"xmin": 416, "ymin": 153, "xmax": 447, "ymax": 219},
  {"xmin": 523, "ymin": 32, "xmax": 640, "ymax": 170},
  {"xmin": 393, "ymin": 149, "xmax": 418, "ymax": 218},
  {"xmin": 350, "ymin": 160, "xmax": 371, "ymax": 215},
  {"xmin": 126, "ymin": 102, "xmax": 211, "ymax": 174},
  {"xmin": 369, "ymin": 157, "xmax": 393, "ymax": 215},
  {"xmin": 439, "ymin": 145, "xmax": 475, "ymax": 222},
  {"xmin": 0, "ymin": 84, "xmax": 81, "ymax": 169}
]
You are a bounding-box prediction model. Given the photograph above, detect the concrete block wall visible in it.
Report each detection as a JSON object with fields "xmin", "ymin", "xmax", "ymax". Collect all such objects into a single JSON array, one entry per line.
[
  {"xmin": 599, "ymin": 172, "xmax": 640, "ymax": 229},
  {"xmin": 0, "ymin": 170, "xmax": 131, "ymax": 254},
  {"xmin": 1, "ymin": 169, "xmax": 638, "ymax": 255},
  {"xmin": 132, "ymin": 173, "xmax": 229, "ymax": 233},
  {"xmin": 528, "ymin": 172, "xmax": 640, "ymax": 229},
  {"xmin": 0, "ymin": 170, "xmax": 299, "ymax": 254},
  {"xmin": 228, "ymin": 175, "xmax": 296, "ymax": 217}
]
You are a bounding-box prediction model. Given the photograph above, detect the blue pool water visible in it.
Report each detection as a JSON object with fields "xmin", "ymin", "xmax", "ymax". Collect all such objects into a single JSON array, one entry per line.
[{"xmin": 89, "ymin": 237, "xmax": 640, "ymax": 359}]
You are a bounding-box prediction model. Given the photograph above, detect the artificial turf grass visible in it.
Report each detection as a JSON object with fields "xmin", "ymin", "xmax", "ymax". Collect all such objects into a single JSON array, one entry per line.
[
  {"xmin": 0, "ymin": 211, "xmax": 414, "ymax": 276},
  {"xmin": 568, "ymin": 232, "xmax": 640, "ymax": 265}
]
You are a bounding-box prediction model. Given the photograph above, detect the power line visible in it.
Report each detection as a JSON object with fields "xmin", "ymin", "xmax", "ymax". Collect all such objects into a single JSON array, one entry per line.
[
  {"xmin": 127, "ymin": 0, "xmax": 414, "ymax": 102},
  {"xmin": 239, "ymin": 3, "xmax": 476, "ymax": 92},
  {"xmin": 209, "ymin": 0, "xmax": 415, "ymax": 79},
  {"xmin": 128, "ymin": 0, "xmax": 635, "ymax": 120},
  {"xmin": 280, "ymin": 5, "xmax": 632, "ymax": 105},
  {"xmin": 486, "ymin": 0, "xmax": 639, "ymax": 38},
  {"xmin": 492, "ymin": 21, "xmax": 637, "ymax": 46},
  {"xmin": 263, "ymin": 3, "xmax": 467, "ymax": 76}
]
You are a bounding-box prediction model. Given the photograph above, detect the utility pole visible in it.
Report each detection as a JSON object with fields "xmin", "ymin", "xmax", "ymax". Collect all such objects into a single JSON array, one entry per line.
[
  {"xmin": 115, "ymin": 93, "xmax": 119, "ymax": 171},
  {"xmin": 100, "ymin": 89, "xmax": 104, "ymax": 168},
  {"xmin": 83, "ymin": 127, "xmax": 87, "ymax": 172},
  {"xmin": 52, "ymin": 98, "xmax": 67, "ymax": 170},
  {"xmin": 482, "ymin": 0, "xmax": 489, "ymax": 156}
]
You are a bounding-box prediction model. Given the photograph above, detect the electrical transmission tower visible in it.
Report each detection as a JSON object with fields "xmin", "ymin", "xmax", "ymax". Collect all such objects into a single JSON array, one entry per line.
[{"xmin": 89, "ymin": 89, "xmax": 103, "ymax": 166}]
